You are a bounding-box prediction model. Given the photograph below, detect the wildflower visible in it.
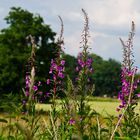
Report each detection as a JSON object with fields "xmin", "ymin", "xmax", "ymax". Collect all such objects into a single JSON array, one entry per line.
[
  {"xmin": 117, "ymin": 21, "xmax": 139, "ymax": 111},
  {"xmin": 25, "ymin": 91, "xmax": 29, "ymax": 97},
  {"xmin": 25, "ymin": 75, "xmax": 30, "ymax": 88},
  {"xmin": 22, "ymin": 100, "xmax": 26, "ymax": 105},
  {"xmin": 76, "ymin": 66, "xmax": 79, "ymax": 72},
  {"xmin": 38, "ymin": 81, "xmax": 41, "ymax": 86},
  {"xmin": 89, "ymin": 68, "xmax": 93, "ymax": 73},
  {"xmin": 60, "ymin": 60, "xmax": 65, "ymax": 66},
  {"xmin": 49, "ymin": 69, "xmax": 52, "ymax": 74},
  {"xmin": 137, "ymin": 94, "xmax": 140, "ymax": 97},
  {"xmin": 69, "ymin": 118, "xmax": 75, "ymax": 125},
  {"xmin": 78, "ymin": 58, "xmax": 85, "ymax": 68},
  {"xmin": 53, "ymin": 75, "xmax": 57, "ymax": 80},
  {"xmin": 33, "ymin": 85, "xmax": 38, "ymax": 91},
  {"xmin": 46, "ymin": 92, "xmax": 50, "ymax": 97},
  {"xmin": 46, "ymin": 79, "xmax": 50, "ymax": 85},
  {"xmin": 86, "ymin": 58, "xmax": 92, "ymax": 67},
  {"xmin": 58, "ymin": 72, "xmax": 64, "ymax": 79}
]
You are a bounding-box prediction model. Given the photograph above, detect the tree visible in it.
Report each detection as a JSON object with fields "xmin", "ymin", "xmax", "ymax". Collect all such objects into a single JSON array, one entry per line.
[
  {"xmin": 0, "ymin": 7, "xmax": 57, "ymax": 94},
  {"xmin": 90, "ymin": 54, "xmax": 121, "ymax": 97},
  {"xmin": 63, "ymin": 54, "xmax": 77, "ymax": 81}
]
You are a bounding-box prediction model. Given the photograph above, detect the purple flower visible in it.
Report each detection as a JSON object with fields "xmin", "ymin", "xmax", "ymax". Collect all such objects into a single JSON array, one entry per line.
[
  {"xmin": 47, "ymin": 57, "xmax": 65, "ymax": 96},
  {"xmin": 22, "ymin": 100, "xmax": 26, "ymax": 105},
  {"xmin": 51, "ymin": 59, "xmax": 54, "ymax": 64},
  {"xmin": 133, "ymin": 82, "xmax": 138, "ymax": 89},
  {"xmin": 57, "ymin": 66, "xmax": 63, "ymax": 71},
  {"xmin": 89, "ymin": 68, "xmax": 93, "ymax": 73},
  {"xmin": 78, "ymin": 59, "xmax": 85, "ymax": 68},
  {"xmin": 60, "ymin": 60, "xmax": 65, "ymax": 66},
  {"xmin": 76, "ymin": 66, "xmax": 79, "ymax": 72},
  {"xmin": 137, "ymin": 94, "xmax": 140, "ymax": 97},
  {"xmin": 49, "ymin": 69, "xmax": 52, "ymax": 74},
  {"xmin": 46, "ymin": 92, "xmax": 50, "ymax": 97},
  {"xmin": 128, "ymin": 71, "xmax": 133, "ymax": 76},
  {"xmin": 25, "ymin": 91, "xmax": 29, "ymax": 97},
  {"xmin": 86, "ymin": 58, "xmax": 92, "ymax": 67},
  {"xmin": 69, "ymin": 118, "xmax": 75, "ymax": 125},
  {"xmin": 58, "ymin": 72, "xmax": 64, "ymax": 79},
  {"xmin": 33, "ymin": 85, "xmax": 38, "ymax": 91},
  {"xmin": 38, "ymin": 81, "xmax": 41, "ymax": 86},
  {"xmin": 25, "ymin": 75, "xmax": 30, "ymax": 87},
  {"xmin": 53, "ymin": 75, "xmax": 56, "ymax": 80},
  {"xmin": 46, "ymin": 79, "xmax": 50, "ymax": 85}
]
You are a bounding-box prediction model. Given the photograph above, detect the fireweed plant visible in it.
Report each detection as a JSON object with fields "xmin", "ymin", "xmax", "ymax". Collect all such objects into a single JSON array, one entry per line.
[
  {"xmin": 23, "ymin": 35, "xmax": 37, "ymax": 115},
  {"xmin": 74, "ymin": 9, "xmax": 94, "ymax": 137},
  {"xmin": 110, "ymin": 22, "xmax": 140, "ymax": 140},
  {"xmin": 48, "ymin": 16, "xmax": 65, "ymax": 111},
  {"xmin": 44, "ymin": 16, "xmax": 66, "ymax": 140},
  {"xmin": 56, "ymin": 9, "xmax": 95, "ymax": 139}
]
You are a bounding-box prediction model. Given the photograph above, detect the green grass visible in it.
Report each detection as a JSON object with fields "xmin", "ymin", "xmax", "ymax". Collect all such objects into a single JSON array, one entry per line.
[
  {"xmin": 35, "ymin": 97, "xmax": 140, "ymax": 116},
  {"xmin": 36, "ymin": 100, "xmax": 119, "ymax": 116},
  {"xmin": 88, "ymin": 101, "xmax": 120, "ymax": 116}
]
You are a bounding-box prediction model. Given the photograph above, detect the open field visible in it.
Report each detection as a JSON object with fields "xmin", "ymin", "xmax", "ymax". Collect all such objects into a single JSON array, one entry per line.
[{"xmin": 36, "ymin": 97, "xmax": 140, "ymax": 116}]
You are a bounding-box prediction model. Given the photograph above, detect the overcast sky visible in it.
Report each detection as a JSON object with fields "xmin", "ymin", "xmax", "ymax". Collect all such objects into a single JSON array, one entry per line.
[{"xmin": 0, "ymin": 0, "xmax": 140, "ymax": 69}]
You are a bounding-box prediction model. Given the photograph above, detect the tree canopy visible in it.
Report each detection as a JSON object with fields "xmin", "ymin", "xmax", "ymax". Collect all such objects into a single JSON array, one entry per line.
[
  {"xmin": 88, "ymin": 54, "xmax": 121, "ymax": 96},
  {"xmin": 0, "ymin": 7, "xmax": 57, "ymax": 94}
]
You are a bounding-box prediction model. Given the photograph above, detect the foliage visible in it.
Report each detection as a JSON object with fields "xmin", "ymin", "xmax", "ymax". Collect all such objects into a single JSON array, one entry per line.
[
  {"xmin": 92, "ymin": 57, "xmax": 121, "ymax": 97},
  {"xmin": 63, "ymin": 54, "xmax": 77, "ymax": 82},
  {"xmin": 0, "ymin": 7, "xmax": 57, "ymax": 94}
]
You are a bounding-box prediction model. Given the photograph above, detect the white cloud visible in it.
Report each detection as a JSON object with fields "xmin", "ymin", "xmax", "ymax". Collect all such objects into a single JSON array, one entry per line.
[
  {"xmin": 81, "ymin": 0, "xmax": 138, "ymax": 26},
  {"xmin": 64, "ymin": 31, "xmax": 82, "ymax": 57}
]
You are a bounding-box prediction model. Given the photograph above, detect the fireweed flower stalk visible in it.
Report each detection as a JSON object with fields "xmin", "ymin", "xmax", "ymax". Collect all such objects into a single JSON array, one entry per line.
[
  {"xmin": 76, "ymin": 9, "xmax": 93, "ymax": 96},
  {"xmin": 47, "ymin": 58, "xmax": 65, "ymax": 97},
  {"xmin": 117, "ymin": 21, "xmax": 139, "ymax": 111},
  {"xmin": 110, "ymin": 22, "xmax": 139, "ymax": 140},
  {"xmin": 45, "ymin": 16, "xmax": 65, "ymax": 140},
  {"xmin": 46, "ymin": 16, "xmax": 65, "ymax": 101},
  {"xmin": 75, "ymin": 9, "xmax": 94, "ymax": 136},
  {"xmin": 23, "ymin": 35, "xmax": 37, "ymax": 114}
]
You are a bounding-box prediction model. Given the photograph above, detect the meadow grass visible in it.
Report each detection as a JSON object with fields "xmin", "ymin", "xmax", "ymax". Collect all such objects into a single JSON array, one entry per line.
[
  {"xmin": 35, "ymin": 97, "xmax": 140, "ymax": 116},
  {"xmin": 1, "ymin": 97, "xmax": 140, "ymax": 139}
]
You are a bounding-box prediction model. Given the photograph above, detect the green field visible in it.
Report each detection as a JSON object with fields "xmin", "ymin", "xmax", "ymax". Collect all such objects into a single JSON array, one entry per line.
[{"xmin": 36, "ymin": 97, "xmax": 140, "ymax": 116}]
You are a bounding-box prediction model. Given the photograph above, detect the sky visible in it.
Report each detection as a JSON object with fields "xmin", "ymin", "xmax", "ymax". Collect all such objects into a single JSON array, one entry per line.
[{"xmin": 0, "ymin": 0, "xmax": 140, "ymax": 69}]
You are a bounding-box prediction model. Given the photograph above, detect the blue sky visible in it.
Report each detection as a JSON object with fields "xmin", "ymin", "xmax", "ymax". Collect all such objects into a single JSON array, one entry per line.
[{"xmin": 0, "ymin": 0, "xmax": 140, "ymax": 69}]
